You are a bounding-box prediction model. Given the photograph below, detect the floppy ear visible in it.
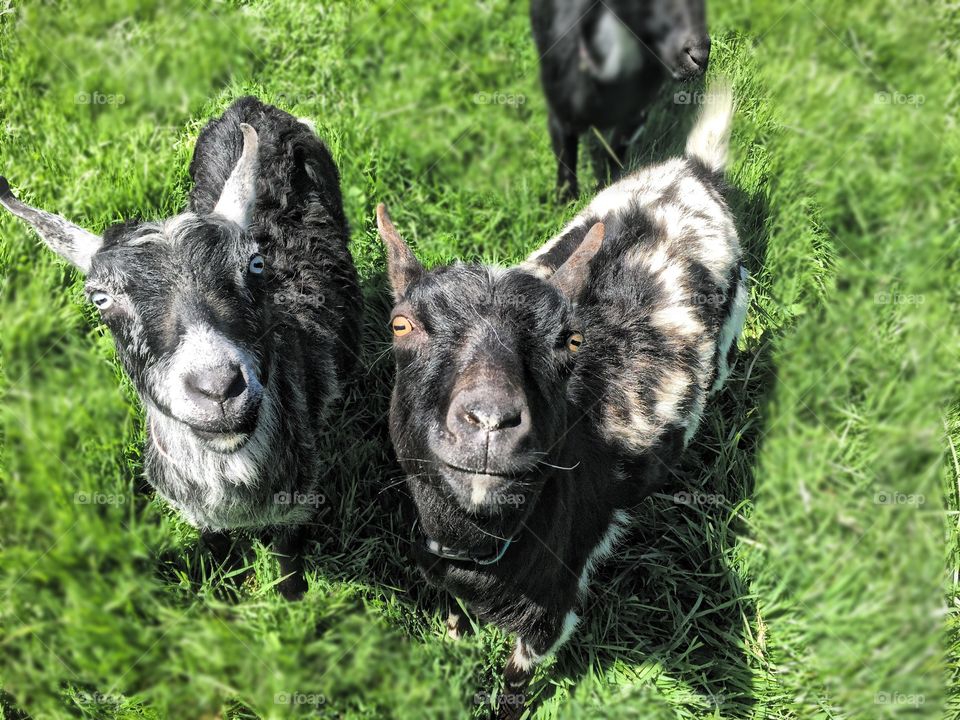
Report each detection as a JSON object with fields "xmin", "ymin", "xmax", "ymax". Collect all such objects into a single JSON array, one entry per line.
[
  {"xmin": 376, "ymin": 203, "xmax": 423, "ymax": 300},
  {"xmin": 214, "ymin": 123, "xmax": 259, "ymax": 229},
  {"xmin": 0, "ymin": 176, "xmax": 102, "ymax": 273},
  {"xmin": 548, "ymin": 221, "xmax": 604, "ymax": 299}
]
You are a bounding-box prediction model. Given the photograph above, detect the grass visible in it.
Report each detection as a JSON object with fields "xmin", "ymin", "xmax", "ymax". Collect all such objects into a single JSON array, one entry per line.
[{"xmin": 0, "ymin": 0, "xmax": 955, "ymax": 718}]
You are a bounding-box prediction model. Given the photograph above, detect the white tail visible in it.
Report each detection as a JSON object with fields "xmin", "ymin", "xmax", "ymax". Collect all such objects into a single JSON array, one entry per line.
[{"xmin": 685, "ymin": 82, "xmax": 734, "ymax": 174}]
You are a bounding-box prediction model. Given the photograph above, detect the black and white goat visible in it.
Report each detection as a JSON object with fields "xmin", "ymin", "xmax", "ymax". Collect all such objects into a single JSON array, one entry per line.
[
  {"xmin": 531, "ymin": 0, "xmax": 710, "ymax": 199},
  {"xmin": 0, "ymin": 97, "xmax": 361, "ymax": 595},
  {"xmin": 377, "ymin": 86, "xmax": 745, "ymax": 716}
]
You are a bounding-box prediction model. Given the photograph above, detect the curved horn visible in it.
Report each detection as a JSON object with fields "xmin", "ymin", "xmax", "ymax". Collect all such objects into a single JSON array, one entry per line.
[
  {"xmin": 0, "ymin": 176, "xmax": 102, "ymax": 273},
  {"xmin": 214, "ymin": 123, "xmax": 259, "ymax": 228}
]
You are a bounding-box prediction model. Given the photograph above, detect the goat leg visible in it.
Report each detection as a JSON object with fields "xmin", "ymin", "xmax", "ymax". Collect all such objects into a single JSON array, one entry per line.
[
  {"xmin": 495, "ymin": 622, "xmax": 563, "ymax": 720},
  {"xmin": 270, "ymin": 525, "xmax": 309, "ymax": 600},
  {"xmin": 446, "ymin": 596, "xmax": 472, "ymax": 640},
  {"xmin": 548, "ymin": 112, "xmax": 579, "ymax": 202}
]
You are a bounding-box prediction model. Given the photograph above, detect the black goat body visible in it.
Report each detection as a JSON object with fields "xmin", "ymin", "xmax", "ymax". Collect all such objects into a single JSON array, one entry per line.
[
  {"xmin": 531, "ymin": 0, "xmax": 710, "ymax": 199},
  {"xmin": 379, "ymin": 85, "xmax": 743, "ymax": 717},
  {"xmin": 0, "ymin": 97, "xmax": 361, "ymax": 595}
]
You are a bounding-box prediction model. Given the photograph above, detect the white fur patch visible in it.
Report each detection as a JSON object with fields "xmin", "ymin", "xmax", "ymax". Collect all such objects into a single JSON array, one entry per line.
[
  {"xmin": 651, "ymin": 305, "xmax": 703, "ymax": 337},
  {"xmin": 511, "ymin": 611, "xmax": 581, "ymax": 673},
  {"xmin": 470, "ymin": 476, "xmax": 497, "ymax": 506},
  {"xmin": 652, "ymin": 202, "xmax": 692, "ymax": 239},
  {"xmin": 162, "ymin": 213, "xmax": 206, "ymax": 244},
  {"xmin": 578, "ymin": 508, "xmax": 631, "ymax": 596},
  {"xmin": 590, "ymin": 9, "xmax": 644, "ymax": 81},
  {"xmin": 685, "ymin": 83, "xmax": 734, "ymax": 173},
  {"xmin": 654, "ymin": 368, "xmax": 691, "ymax": 425},
  {"xmin": 696, "ymin": 229, "xmax": 738, "ymax": 286},
  {"xmin": 146, "ymin": 383, "xmax": 306, "ymax": 530},
  {"xmin": 510, "ymin": 638, "xmax": 539, "ymax": 673},
  {"xmin": 586, "ymin": 159, "xmax": 686, "ymax": 219},
  {"xmin": 712, "ymin": 268, "xmax": 749, "ymax": 392},
  {"xmin": 550, "ymin": 611, "xmax": 581, "ymax": 654},
  {"xmin": 603, "ymin": 397, "xmax": 657, "ymax": 450},
  {"xmin": 682, "ymin": 337, "xmax": 720, "ymax": 446}
]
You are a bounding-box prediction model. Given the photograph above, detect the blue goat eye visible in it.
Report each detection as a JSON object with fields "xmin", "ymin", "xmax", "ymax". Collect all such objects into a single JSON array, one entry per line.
[
  {"xmin": 248, "ymin": 254, "xmax": 265, "ymax": 274},
  {"xmin": 90, "ymin": 291, "xmax": 113, "ymax": 310}
]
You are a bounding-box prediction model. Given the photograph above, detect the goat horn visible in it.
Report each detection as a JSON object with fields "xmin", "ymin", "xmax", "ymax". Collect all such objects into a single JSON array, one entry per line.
[{"xmin": 214, "ymin": 123, "xmax": 259, "ymax": 229}]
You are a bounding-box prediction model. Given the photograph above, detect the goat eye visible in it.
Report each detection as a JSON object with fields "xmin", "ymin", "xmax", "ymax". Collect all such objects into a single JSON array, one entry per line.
[
  {"xmin": 566, "ymin": 332, "xmax": 584, "ymax": 352},
  {"xmin": 248, "ymin": 254, "xmax": 265, "ymax": 275},
  {"xmin": 390, "ymin": 315, "xmax": 414, "ymax": 337},
  {"xmin": 90, "ymin": 291, "xmax": 113, "ymax": 311}
]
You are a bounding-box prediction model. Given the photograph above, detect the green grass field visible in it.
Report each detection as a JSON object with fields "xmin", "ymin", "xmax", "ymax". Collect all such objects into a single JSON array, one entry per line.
[{"xmin": 0, "ymin": 1, "xmax": 956, "ymax": 718}]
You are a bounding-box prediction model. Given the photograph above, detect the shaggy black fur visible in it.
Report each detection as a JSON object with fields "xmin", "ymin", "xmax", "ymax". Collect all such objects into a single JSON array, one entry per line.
[
  {"xmin": 379, "ymin": 87, "xmax": 742, "ymax": 718},
  {"xmin": 0, "ymin": 97, "xmax": 361, "ymax": 597}
]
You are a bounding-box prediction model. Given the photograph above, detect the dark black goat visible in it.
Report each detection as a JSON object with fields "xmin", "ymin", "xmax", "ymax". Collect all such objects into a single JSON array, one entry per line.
[
  {"xmin": 531, "ymin": 0, "xmax": 710, "ymax": 199},
  {"xmin": 0, "ymin": 97, "xmax": 361, "ymax": 596},
  {"xmin": 378, "ymin": 86, "xmax": 744, "ymax": 717}
]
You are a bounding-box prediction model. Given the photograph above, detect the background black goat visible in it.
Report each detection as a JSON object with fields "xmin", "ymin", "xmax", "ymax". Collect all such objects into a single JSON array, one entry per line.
[
  {"xmin": 377, "ymin": 86, "xmax": 744, "ymax": 718},
  {"xmin": 0, "ymin": 97, "xmax": 361, "ymax": 597},
  {"xmin": 531, "ymin": 0, "xmax": 710, "ymax": 199}
]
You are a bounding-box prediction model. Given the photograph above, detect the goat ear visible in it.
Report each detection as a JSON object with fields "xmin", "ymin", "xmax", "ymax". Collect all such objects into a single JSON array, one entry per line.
[
  {"xmin": 0, "ymin": 176, "xmax": 102, "ymax": 273},
  {"xmin": 214, "ymin": 123, "xmax": 259, "ymax": 229},
  {"xmin": 548, "ymin": 221, "xmax": 604, "ymax": 299},
  {"xmin": 376, "ymin": 203, "xmax": 423, "ymax": 300}
]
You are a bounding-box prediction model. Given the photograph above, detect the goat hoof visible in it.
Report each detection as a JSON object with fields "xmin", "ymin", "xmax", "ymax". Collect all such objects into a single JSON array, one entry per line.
[{"xmin": 446, "ymin": 615, "xmax": 463, "ymax": 641}]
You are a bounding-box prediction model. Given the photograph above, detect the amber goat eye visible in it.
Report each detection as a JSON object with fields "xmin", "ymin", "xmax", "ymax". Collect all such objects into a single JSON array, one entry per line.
[
  {"xmin": 390, "ymin": 315, "xmax": 414, "ymax": 337},
  {"xmin": 566, "ymin": 332, "xmax": 584, "ymax": 352}
]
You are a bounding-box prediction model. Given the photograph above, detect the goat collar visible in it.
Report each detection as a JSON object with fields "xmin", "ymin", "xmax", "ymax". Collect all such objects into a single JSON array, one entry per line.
[{"xmin": 421, "ymin": 532, "xmax": 517, "ymax": 566}]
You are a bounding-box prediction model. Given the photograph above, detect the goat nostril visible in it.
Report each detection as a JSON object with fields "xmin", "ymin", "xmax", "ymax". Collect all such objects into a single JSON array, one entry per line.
[
  {"xmin": 498, "ymin": 411, "xmax": 522, "ymax": 430},
  {"xmin": 684, "ymin": 44, "xmax": 710, "ymax": 70},
  {"xmin": 186, "ymin": 365, "xmax": 246, "ymax": 403},
  {"xmin": 461, "ymin": 408, "xmax": 523, "ymax": 431},
  {"xmin": 223, "ymin": 369, "xmax": 247, "ymax": 400}
]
